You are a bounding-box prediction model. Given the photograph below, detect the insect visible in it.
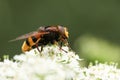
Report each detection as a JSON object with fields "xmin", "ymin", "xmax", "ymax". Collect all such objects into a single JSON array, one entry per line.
[{"xmin": 10, "ymin": 25, "xmax": 69, "ymax": 53}]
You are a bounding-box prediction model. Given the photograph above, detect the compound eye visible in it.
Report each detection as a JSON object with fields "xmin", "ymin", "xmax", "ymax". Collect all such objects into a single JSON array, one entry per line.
[{"xmin": 32, "ymin": 36, "xmax": 37, "ymax": 42}]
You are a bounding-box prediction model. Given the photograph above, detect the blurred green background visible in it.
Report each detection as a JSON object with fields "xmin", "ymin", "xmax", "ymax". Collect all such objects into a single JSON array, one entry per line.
[{"xmin": 1, "ymin": 0, "xmax": 120, "ymax": 66}]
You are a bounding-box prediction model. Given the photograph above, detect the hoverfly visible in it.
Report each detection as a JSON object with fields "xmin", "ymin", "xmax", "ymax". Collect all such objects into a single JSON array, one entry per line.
[{"xmin": 10, "ymin": 25, "xmax": 69, "ymax": 53}]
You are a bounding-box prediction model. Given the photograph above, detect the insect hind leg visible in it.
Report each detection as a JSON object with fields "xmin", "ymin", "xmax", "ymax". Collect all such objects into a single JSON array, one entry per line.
[{"xmin": 34, "ymin": 44, "xmax": 43, "ymax": 56}]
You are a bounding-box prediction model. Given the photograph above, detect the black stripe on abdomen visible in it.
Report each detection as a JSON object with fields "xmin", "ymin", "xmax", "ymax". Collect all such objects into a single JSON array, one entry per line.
[
  {"xmin": 26, "ymin": 39, "xmax": 30, "ymax": 46},
  {"xmin": 32, "ymin": 36, "xmax": 37, "ymax": 42}
]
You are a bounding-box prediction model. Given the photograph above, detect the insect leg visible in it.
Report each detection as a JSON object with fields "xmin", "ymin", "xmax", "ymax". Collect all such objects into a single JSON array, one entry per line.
[
  {"xmin": 35, "ymin": 43, "xmax": 43, "ymax": 56},
  {"xmin": 59, "ymin": 41, "xmax": 62, "ymax": 49},
  {"xmin": 59, "ymin": 41, "xmax": 68, "ymax": 53},
  {"xmin": 40, "ymin": 45, "xmax": 43, "ymax": 52},
  {"xmin": 66, "ymin": 40, "xmax": 72, "ymax": 51},
  {"xmin": 35, "ymin": 44, "xmax": 41, "ymax": 52}
]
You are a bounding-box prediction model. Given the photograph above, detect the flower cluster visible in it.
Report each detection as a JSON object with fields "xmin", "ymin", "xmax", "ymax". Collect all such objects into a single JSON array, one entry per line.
[
  {"xmin": 78, "ymin": 62, "xmax": 120, "ymax": 80},
  {"xmin": 0, "ymin": 46, "xmax": 120, "ymax": 80}
]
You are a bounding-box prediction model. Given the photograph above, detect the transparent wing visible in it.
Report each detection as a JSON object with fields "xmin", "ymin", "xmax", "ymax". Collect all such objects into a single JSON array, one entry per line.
[{"xmin": 9, "ymin": 31, "xmax": 38, "ymax": 42}]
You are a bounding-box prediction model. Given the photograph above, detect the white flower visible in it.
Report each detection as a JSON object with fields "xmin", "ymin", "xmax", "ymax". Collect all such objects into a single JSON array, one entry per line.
[{"xmin": 0, "ymin": 46, "xmax": 120, "ymax": 80}]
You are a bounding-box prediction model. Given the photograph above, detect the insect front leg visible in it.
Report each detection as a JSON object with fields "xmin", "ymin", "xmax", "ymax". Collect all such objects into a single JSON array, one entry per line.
[
  {"xmin": 65, "ymin": 40, "xmax": 72, "ymax": 51},
  {"xmin": 59, "ymin": 41, "xmax": 68, "ymax": 53}
]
